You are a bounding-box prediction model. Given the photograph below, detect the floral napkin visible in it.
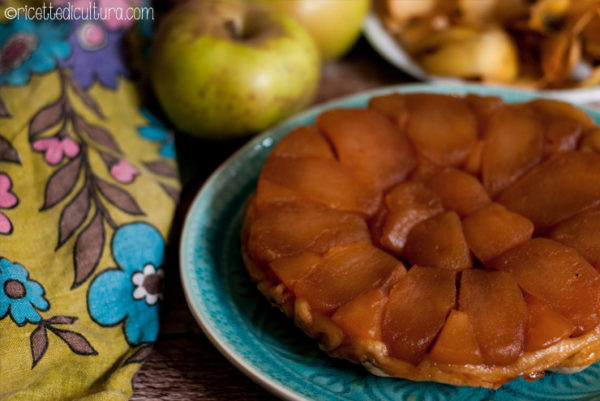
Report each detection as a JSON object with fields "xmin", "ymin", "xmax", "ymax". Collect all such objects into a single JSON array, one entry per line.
[{"xmin": 0, "ymin": 1, "xmax": 179, "ymax": 399}]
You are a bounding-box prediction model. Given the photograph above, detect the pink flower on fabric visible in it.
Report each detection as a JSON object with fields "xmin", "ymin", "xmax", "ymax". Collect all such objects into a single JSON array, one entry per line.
[
  {"xmin": 32, "ymin": 137, "xmax": 80, "ymax": 165},
  {"xmin": 110, "ymin": 160, "xmax": 139, "ymax": 184},
  {"xmin": 0, "ymin": 173, "xmax": 18, "ymax": 235},
  {"xmin": 77, "ymin": 21, "xmax": 107, "ymax": 51}
]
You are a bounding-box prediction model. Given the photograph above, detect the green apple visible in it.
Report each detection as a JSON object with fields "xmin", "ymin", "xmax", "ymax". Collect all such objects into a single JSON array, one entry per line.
[
  {"xmin": 250, "ymin": 0, "xmax": 370, "ymax": 61},
  {"xmin": 150, "ymin": 0, "xmax": 321, "ymax": 139}
]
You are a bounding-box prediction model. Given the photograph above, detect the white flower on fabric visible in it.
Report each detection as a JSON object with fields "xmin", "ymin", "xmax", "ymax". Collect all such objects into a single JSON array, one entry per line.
[{"xmin": 131, "ymin": 263, "xmax": 164, "ymax": 306}]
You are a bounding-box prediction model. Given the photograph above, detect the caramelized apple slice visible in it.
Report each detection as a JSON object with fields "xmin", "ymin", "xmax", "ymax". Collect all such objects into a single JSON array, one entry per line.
[
  {"xmin": 526, "ymin": 99, "xmax": 592, "ymax": 157},
  {"xmin": 317, "ymin": 108, "xmax": 417, "ymax": 190},
  {"xmin": 498, "ymin": 152, "xmax": 600, "ymax": 231},
  {"xmin": 426, "ymin": 168, "xmax": 490, "ymax": 217},
  {"xmin": 402, "ymin": 93, "xmax": 477, "ymax": 166},
  {"xmin": 482, "ymin": 105, "xmax": 543, "ymax": 196},
  {"xmin": 368, "ymin": 93, "xmax": 409, "ymax": 128},
  {"xmin": 374, "ymin": 181, "xmax": 444, "ymax": 255},
  {"xmin": 256, "ymin": 157, "xmax": 380, "ymax": 216},
  {"xmin": 270, "ymin": 125, "xmax": 334, "ymax": 160},
  {"xmin": 527, "ymin": 99, "xmax": 594, "ymax": 129},
  {"xmin": 409, "ymin": 157, "xmax": 439, "ymax": 182},
  {"xmin": 465, "ymin": 94, "xmax": 503, "ymax": 137},
  {"xmin": 524, "ymin": 294, "xmax": 575, "ymax": 352},
  {"xmin": 247, "ymin": 201, "xmax": 370, "ymax": 264},
  {"xmin": 489, "ymin": 238, "xmax": 600, "ymax": 335},
  {"xmin": 269, "ymin": 252, "xmax": 321, "ymax": 289},
  {"xmin": 382, "ymin": 266, "xmax": 457, "ymax": 364},
  {"xmin": 382, "ymin": 264, "xmax": 413, "ymax": 293},
  {"xmin": 429, "ymin": 310, "xmax": 484, "ymax": 365},
  {"xmin": 332, "ymin": 288, "xmax": 387, "ymax": 341},
  {"xmin": 406, "ymin": 211, "xmax": 472, "ymax": 271},
  {"xmin": 580, "ymin": 128, "xmax": 600, "ymax": 153},
  {"xmin": 294, "ymin": 242, "xmax": 405, "ymax": 315},
  {"xmin": 459, "ymin": 269, "xmax": 527, "ymax": 365},
  {"xmin": 549, "ymin": 209, "xmax": 600, "ymax": 268},
  {"xmin": 462, "ymin": 139, "xmax": 484, "ymax": 176},
  {"xmin": 373, "ymin": 93, "xmax": 477, "ymax": 166},
  {"xmin": 541, "ymin": 118, "xmax": 582, "ymax": 157},
  {"xmin": 462, "ymin": 203, "xmax": 534, "ymax": 263}
]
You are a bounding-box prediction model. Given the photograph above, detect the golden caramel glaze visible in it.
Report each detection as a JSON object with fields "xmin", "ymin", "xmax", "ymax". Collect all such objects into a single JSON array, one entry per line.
[{"xmin": 241, "ymin": 93, "xmax": 600, "ymax": 388}]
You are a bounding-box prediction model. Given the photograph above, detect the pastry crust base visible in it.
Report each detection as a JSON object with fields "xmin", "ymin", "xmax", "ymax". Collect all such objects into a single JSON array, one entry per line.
[{"xmin": 241, "ymin": 195, "xmax": 600, "ymax": 389}]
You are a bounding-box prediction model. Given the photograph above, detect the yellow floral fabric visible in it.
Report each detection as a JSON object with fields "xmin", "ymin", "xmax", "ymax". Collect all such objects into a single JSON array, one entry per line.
[{"xmin": 0, "ymin": 4, "xmax": 179, "ymax": 400}]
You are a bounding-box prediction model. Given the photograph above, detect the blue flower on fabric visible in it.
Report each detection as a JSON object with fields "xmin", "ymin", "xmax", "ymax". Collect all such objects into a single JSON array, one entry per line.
[
  {"xmin": 0, "ymin": 19, "xmax": 71, "ymax": 86},
  {"xmin": 88, "ymin": 222, "xmax": 165, "ymax": 345},
  {"xmin": 0, "ymin": 258, "xmax": 49, "ymax": 326},
  {"xmin": 137, "ymin": 109, "xmax": 176, "ymax": 160}
]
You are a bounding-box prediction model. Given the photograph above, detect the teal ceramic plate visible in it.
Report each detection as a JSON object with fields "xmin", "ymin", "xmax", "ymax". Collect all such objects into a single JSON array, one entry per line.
[{"xmin": 180, "ymin": 83, "xmax": 600, "ymax": 401}]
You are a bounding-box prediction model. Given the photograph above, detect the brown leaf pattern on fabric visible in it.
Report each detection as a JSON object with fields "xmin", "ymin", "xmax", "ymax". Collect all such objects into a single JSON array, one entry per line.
[
  {"xmin": 72, "ymin": 211, "xmax": 104, "ymax": 288},
  {"xmin": 47, "ymin": 316, "xmax": 78, "ymax": 325},
  {"xmin": 29, "ymin": 98, "xmax": 64, "ymax": 139},
  {"xmin": 144, "ymin": 160, "xmax": 178, "ymax": 178},
  {"xmin": 66, "ymin": 73, "xmax": 104, "ymax": 118},
  {"xmin": 57, "ymin": 186, "xmax": 90, "ymax": 248},
  {"xmin": 30, "ymin": 324, "xmax": 48, "ymax": 368},
  {"xmin": 99, "ymin": 151, "xmax": 118, "ymax": 168},
  {"xmin": 160, "ymin": 183, "xmax": 180, "ymax": 203},
  {"xmin": 49, "ymin": 327, "xmax": 98, "ymax": 356},
  {"xmin": 0, "ymin": 96, "xmax": 11, "ymax": 118},
  {"xmin": 96, "ymin": 178, "xmax": 144, "ymax": 215},
  {"xmin": 27, "ymin": 316, "xmax": 98, "ymax": 369},
  {"xmin": 74, "ymin": 115, "xmax": 121, "ymax": 154},
  {"xmin": 124, "ymin": 344, "xmax": 153, "ymax": 365},
  {"xmin": 41, "ymin": 155, "xmax": 82, "ymax": 210},
  {"xmin": 0, "ymin": 136, "xmax": 19, "ymax": 164}
]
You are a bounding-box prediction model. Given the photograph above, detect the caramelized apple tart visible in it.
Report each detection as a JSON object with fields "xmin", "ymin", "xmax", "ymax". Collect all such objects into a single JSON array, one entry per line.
[{"xmin": 241, "ymin": 93, "xmax": 600, "ymax": 389}]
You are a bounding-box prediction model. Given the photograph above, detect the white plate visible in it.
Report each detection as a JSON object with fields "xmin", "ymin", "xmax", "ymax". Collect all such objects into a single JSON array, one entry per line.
[{"xmin": 363, "ymin": 13, "xmax": 600, "ymax": 103}]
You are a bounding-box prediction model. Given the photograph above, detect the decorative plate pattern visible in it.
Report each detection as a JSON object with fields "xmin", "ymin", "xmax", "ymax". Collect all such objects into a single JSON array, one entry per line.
[{"xmin": 180, "ymin": 83, "xmax": 600, "ymax": 401}]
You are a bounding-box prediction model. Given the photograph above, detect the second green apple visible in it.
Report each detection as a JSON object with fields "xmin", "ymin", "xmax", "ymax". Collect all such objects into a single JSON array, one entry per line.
[
  {"xmin": 150, "ymin": 0, "xmax": 320, "ymax": 139},
  {"xmin": 250, "ymin": 0, "xmax": 370, "ymax": 61}
]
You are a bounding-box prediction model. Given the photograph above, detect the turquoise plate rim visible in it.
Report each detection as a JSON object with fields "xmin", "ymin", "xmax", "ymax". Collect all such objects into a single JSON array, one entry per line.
[{"xmin": 179, "ymin": 82, "xmax": 600, "ymax": 401}]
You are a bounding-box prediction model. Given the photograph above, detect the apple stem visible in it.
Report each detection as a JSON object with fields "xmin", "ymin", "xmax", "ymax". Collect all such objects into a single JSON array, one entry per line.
[{"xmin": 225, "ymin": 19, "xmax": 241, "ymax": 40}]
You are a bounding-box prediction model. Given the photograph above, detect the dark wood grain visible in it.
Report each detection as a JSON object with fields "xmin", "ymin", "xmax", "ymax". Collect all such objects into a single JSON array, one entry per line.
[{"xmin": 131, "ymin": 37, "xmax": 600, "ymax": 400}]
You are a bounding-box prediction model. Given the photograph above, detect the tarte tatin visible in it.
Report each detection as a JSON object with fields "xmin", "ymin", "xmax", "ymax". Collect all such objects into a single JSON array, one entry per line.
[{"xmin": 241, "ymin": 92, "xmax": 600, "ymax": 389}]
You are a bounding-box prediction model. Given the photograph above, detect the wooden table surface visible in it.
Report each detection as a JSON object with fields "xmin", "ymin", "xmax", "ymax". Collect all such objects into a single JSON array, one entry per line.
[{"xmin": 129, "ymin": 37, "xmax": 600, "ymax": 400}]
